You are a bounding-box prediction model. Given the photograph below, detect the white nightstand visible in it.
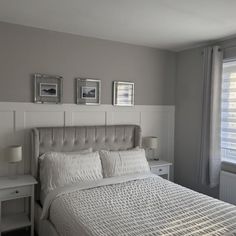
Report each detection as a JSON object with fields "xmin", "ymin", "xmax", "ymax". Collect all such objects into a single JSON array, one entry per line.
[
  {"xmin": 0, "ymin": 175, "xmax": 37, "ymax": 236},
  {"xmin": 148, "ymin": 160, "xmax": 172, "ymax": 180}
]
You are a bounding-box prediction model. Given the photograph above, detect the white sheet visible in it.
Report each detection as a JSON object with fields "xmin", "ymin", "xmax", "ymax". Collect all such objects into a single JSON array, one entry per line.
[{"xmin": 42, "ymin": 174, "xmax": 236, "ymax": 236}]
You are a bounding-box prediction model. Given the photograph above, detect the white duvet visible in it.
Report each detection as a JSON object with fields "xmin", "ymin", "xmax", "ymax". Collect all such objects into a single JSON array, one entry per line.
[{"xmin": 42, "ymin": 174, "xmax": 236, "ymax": 236}]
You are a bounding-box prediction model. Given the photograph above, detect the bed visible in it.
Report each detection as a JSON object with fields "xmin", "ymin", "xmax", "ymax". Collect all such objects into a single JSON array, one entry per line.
[{"xmin": 32, "ymin": 125, "xmax": 236, "ymax": 236}]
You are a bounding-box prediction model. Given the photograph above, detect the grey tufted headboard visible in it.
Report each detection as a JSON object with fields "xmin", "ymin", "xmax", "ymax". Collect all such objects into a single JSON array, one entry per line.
[{"xmin": 31, "ymin": 125, "xmax": 141, "ymax": 199}]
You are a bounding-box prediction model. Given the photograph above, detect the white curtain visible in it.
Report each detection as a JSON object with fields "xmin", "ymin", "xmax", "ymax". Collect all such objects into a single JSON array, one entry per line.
[{"xmin": 200, "ymin": 46, "xmax": 223, "ymax": 188}]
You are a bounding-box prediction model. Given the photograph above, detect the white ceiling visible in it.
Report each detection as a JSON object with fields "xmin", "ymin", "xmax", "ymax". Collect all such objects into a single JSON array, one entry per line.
[{"xmin": 1, "ymin": 0, "xmax": 236, "ymax": 51}]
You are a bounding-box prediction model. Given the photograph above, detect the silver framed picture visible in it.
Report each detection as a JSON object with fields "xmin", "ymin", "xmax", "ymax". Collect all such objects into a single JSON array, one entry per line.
[
  {"xmin": 34, "ymin": 73, "xmax": 63, "ymax": 104},
  {"xmin": 76, "ymin": 78, "xmax": 101, "ymax": 105},
  {"xmin": 113, "ymin": 81, "xmax": 134, "ymax": 106}
]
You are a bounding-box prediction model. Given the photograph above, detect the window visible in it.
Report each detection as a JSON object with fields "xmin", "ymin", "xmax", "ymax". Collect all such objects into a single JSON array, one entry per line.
[{"xmin": 221, "ymin": 60, "xmax": 236, "ymax": 163}]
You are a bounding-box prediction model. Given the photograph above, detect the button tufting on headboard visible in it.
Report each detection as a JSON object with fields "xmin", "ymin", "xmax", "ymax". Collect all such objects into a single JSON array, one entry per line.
[{"xmin": 31, "ymin": 125, "xmax": 141, "ymax": 201}]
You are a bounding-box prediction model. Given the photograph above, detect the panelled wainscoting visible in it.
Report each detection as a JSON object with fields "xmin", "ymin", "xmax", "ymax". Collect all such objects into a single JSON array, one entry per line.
[{"xmin": 0, "ymin": 102, "xmax": 175, "ymax": 216}]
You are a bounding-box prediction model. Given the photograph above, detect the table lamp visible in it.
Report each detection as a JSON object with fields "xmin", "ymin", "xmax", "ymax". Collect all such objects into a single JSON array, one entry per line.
[
  {"xmin": 6, "ymin": 145, "xmax": 22, "ymax": 179},
  {"xmin": 143, "ymin": 136, "xmax": 158, "ymax": 160}
]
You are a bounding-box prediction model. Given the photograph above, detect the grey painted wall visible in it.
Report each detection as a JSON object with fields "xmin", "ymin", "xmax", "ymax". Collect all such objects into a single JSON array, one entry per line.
[
  {"xmin": 0, "ymin": 22, "xmax": 176, "ymax": 105},
  {"xmin": 175, "ymin": 39, "xmax": 236, "ymax": 198},
  {"xmin": 175, "ymin": 47, "xmax": 219, "ymax": 197}
]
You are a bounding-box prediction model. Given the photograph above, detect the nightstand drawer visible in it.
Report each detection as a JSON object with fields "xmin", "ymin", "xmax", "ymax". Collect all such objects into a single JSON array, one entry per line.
[
  {"xmin": 0, "ymin": 186, "xmax": 31, "ymax": 200},
  {"xmin": 151, "ymin": 166, "xmax": 169, "ymax": 175}
]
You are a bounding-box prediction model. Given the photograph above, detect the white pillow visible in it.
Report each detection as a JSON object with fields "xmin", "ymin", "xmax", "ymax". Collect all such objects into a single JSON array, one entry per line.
[
  {"xmin": 40, "ymin": 151, "xmax": 102, "ymax": 195},
  {"xmin": 39, "ymin": 148, "xmax": 93, "ymax": 161},
  {"xmin": 99, "ymin": 149, "xmax": 150, "ymax": 177}
]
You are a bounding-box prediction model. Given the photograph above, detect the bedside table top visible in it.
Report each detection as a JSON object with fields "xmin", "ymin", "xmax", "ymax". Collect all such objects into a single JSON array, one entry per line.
[
  {"xmin": 148, "ymin": 160, "xmax": 172, "ymax": 168},
  {"xmin": 0, "ymin": 175, "xmax": 37, "ymax": 190}
]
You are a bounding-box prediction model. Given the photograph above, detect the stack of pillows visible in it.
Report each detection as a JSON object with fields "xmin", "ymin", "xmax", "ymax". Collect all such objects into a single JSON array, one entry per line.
[{"xmin": 39, "ymin": 147, "xmax": 150, "ymax": 197}]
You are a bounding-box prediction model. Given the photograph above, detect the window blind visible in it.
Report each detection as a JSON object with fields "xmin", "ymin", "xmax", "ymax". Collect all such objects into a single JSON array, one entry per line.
[{"xmin": 221, "ymin": 60, "xmax": 236, "ymax": 163}]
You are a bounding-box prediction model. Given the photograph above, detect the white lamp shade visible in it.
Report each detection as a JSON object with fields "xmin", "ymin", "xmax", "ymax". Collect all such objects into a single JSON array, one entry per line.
[
  {"xmin": 6, "ymin": 146, "xmax": 22, "ymax": 163},
  {"xmin": 143, "ymin": 137, "xmax": 158, "ymax": 149}
]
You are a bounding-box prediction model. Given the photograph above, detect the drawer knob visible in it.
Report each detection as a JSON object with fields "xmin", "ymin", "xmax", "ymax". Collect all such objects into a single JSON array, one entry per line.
[
  {"xmin": 159, "ymin": 169, "xmax": 162, "ymax": 172},
  {"xmin": 15, "ymin": 190, "xmax": 19, "ymax": 194}
]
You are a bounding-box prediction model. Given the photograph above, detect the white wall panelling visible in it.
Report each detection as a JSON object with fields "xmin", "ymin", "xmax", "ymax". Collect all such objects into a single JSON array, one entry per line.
[
  {"xmin": 0, "ymin": 111, "xmax": 14, "ymax": 175},
  {"xmin": 0, "ymin": 102, "xmax": 175, "ymax": 176},
  {"xmin": 0, "ymin": 102, "xmax": 174, "ymax": 215},
  {"xmin": 72, "ymin": 111, "xmax": 106, "ymax": 126},
  {"xmin": 106, "ymin": 111, "xmax": 141, "ymax": 125}
]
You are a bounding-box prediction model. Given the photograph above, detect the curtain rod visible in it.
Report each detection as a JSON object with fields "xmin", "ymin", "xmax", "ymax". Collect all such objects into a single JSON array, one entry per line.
[
  {"xmin": 221, "ymin": 44, "xmax": 236, "ymax": 50},
  {"xmin": 200, "ymin": 44, "xmax": 236, "ymax": 56}
]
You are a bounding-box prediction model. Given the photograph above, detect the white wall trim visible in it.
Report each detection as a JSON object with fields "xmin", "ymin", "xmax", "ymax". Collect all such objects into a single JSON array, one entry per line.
[
  {"xmin": 0, "ymin": 101, "xmax": 175, "ymax": 215},
  {"xmin": 0, "ymin": 102, "xmax": 174, "ymax": 112},
  {"xmin": 0, "ymin": 102, "xmax": 175, "ymax": 177}
]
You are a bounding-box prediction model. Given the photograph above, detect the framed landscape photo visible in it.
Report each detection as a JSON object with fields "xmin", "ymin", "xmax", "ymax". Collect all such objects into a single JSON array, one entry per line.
[
  {"xmin": 76, "ymin": 78, "xmax": 101, "ymax": 105},
  {"xmin": 34, "ymin": 74, "xmax": 63, "ymax": 104},
  {"xmin": 39, "ymin": 83, "xmax": 58, "ymax": 97},
  {"xmin": 81, "ymin": 86, "xmax": 97, "ymax": 99},
  {"xmin": 113, "ymin": 81, "xmax": 134, "ymax": 106}
]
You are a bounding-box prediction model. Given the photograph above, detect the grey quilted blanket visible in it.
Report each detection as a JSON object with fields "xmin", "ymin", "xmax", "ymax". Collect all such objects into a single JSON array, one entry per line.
[{"xmin": 42, "ymin": 174, "xmax": 236, "ymax": 236}]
